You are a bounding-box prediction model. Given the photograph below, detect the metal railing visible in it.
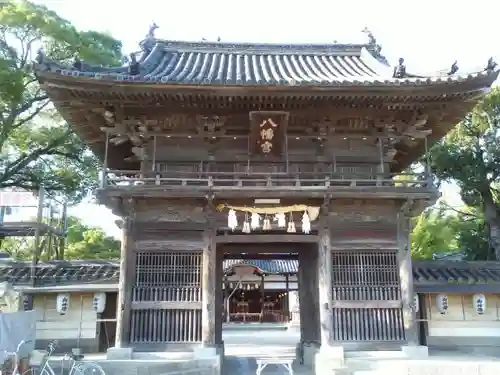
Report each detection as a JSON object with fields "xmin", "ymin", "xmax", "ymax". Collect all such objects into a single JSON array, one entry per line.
[{"xmin": 99, "ymin": 170, "xmax": 434, "ymax": 190}]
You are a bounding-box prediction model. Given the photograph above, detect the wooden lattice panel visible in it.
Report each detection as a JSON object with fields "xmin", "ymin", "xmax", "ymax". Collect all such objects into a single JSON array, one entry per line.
[
  {"xmin": 131, "ymin": 251, "xmax": 202, "ymax": 344},
  {"xmin": 332, "ymin": 251, "xmax": 400, "ymax": 301},
  {"xmin": 332, "ymin": 308, "xmax": 405, "ymax": 341},
  {"xmin": 130, "ymin": 309, "xmax": 202, "ymax": 344},
  {"xmin": 331, "ymin": 250, "xmax": 405, "ymax": 342}
]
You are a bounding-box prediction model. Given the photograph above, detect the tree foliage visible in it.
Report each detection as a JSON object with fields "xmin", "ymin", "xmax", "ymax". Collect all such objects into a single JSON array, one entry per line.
[
  {"xmin": 410, "ymin": 204, "xmax": 460, "ymax": 260},
  {"xmin": 410, "ymin": 202, "xmax": 493, "ymax": 261},
  {"xmin": 0, "ymin": 0, "xmax": 123, "ymax": 203},
  {"xmin": 64, "ymin": 216, "xmax": 120, "ymax": 260},
  {"xmin": 428, "ymin": 88, "xmax": 500, "ymax": 260},
  {"xmin": 0, "ymin": 216, "xmax": 120, "ymax": 260},
  {"xmin": 456, "ymin": 208, "xmax": 491, "ymax": 260}
]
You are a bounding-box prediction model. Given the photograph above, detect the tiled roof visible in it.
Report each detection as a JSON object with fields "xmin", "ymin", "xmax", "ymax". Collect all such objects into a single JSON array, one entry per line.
[
  {"xmin": 412, "ymin": 261, "xmax": 500, "ymax": 292},
  {"xmin": 224, "ymin": 259, "xmax": 298, "ymax": 275},
  {"xmin": 0, "ymin": 260, "xmax": 119, "ymax": 286},
  {"xmin": 3, "ymin": 259, "xmax": 500, "ymax": 292},
  {"xmin": 35, "ymin": 40, "xmax": 499, "ymax": 87}
]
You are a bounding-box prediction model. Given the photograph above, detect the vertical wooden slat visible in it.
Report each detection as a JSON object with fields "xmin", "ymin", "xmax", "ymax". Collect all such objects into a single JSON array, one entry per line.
[
  {"xmin": 131, "ymin": 250, "xmax": 203, "ymax": 344},
  {"xmin": 331, "ymin": 249, "xmax": 404, "ymax": 342}
]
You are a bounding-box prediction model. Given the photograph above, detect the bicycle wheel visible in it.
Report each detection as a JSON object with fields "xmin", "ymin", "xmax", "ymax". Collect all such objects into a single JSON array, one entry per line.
[
  {"xmin": 72, "ymin": 362, "xmax": 106, "ymax": 375},
  {"xmin": 22, "ymin": 367, "xmax": 53, "ymax": 375}
]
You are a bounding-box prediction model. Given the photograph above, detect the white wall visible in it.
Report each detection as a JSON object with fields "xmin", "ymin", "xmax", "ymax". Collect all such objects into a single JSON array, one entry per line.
[
  {"xmin": 33, "ymin": 293, "xmax": 97, "ymax": 340},
  {"xmin": 429, "ymin": 320, "xmax": 500, "ymax": 337},
  {"xmin": 426, "ymin": 293, "xmax": 500, "ymax": 339}
]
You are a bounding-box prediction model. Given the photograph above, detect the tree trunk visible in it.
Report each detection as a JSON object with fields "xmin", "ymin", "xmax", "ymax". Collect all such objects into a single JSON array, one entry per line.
[{"xmin": 482, "ymin": 193, "xmax": 500, "ymax": 260}]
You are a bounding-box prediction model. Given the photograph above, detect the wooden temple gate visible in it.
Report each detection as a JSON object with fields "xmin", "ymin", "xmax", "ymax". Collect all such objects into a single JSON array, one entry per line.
[{"xmin": 33, "ymin": 29, "xmax": 498, "ymax": 360}]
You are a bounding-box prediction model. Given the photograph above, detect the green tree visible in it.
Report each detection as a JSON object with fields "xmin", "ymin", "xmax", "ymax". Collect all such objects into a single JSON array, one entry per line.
[
  {"xmin": 0, "ymin": 216, "xmax": 120, "ymax": 260},
  {"xmin": 0, "ymin": 0, "xmax": 123, "ymax": 203},
  {"xmin": 410, "ymin": 204, "xmax": 460, "ymax": 260},
  {"xmin": 429, "ymin": 88, "xmax": 500, "ymax": 259},
  {"xmin": 455, "ymin": 208, "xmax": 492, "ymax": 260},
  {"xmin": 64, "ymin": 216, "xmax": 121, "ymax": 260},
  {"xmin": 0, "ymin": 235, "xmax": 32, "ymax": 260}
]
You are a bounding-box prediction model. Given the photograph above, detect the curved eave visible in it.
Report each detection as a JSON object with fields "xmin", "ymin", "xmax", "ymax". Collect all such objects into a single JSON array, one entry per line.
[
  {"xmin": 53, "ymin": 102, "xmax": 140, "ymax": 170},
  {"xmin": 392, "ymin": 97, "xmax": 485, "ymax": 172},
  {"xmin": 37, "ymin": 66, "xmax": 498, "ymax": 172},
  {"xmin": 36, "ymin": 69, "xmax": 500, "ymax": 101}
]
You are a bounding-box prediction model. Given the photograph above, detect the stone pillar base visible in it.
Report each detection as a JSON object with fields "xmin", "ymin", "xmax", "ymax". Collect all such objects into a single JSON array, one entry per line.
[
  {"xmin": 314, "ymin": 346, "xmax": 344, "ymax": 375},
  {"xmin": 106, "ymin": 346, "xmax": 133, "ymax": 360},
  {"xmin": 195, "ymin": 346, "xmax": 221, "ymax": 375},
  {"xmin": 194, "ymin": 346, "xmax": 218, "ymax": 358},
  {"xmin": 300, "ymin": 341, "xmax": 320, "ymax": 367},
  {"xmin": 215, "ymin": 340, "xmax": 225, "ymax": 357},
  {"xmin": 401, "ymin": 345, "xmax": 429, "ymax": 359}
]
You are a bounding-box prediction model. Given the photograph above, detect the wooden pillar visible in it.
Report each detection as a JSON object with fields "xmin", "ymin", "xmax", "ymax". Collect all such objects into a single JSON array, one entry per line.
[
  {"xmin": 115, "ymin": 201, "xmax": 135, "ymax": 348},
  {"xmin": 285, "ymin": 274, "xmax": 290, "ymax": 321},
  {"xmin": 398, "ymin": 212, "xmax": 418, "ymax": 345},
  {"xmin": 260, "ymin": 275, "xmax": 265, "ymax": 323},
  {"xmin": 214, "ymin": 248, "xmax": 223, "ymax": 345},
  {"xmin": 298, "ymin": 248, "xmax": 320, "ymax": 343},
  {"xmin": 223, "ymin": 276, "xmax": 228, "ymax": 323},
  {"xmin": 318, "ymin": 199, "xmax": 332, "ymax": 347},
  {"xmin": 201, "ymin": 201, "xmax": 216, "ymax": 346}
]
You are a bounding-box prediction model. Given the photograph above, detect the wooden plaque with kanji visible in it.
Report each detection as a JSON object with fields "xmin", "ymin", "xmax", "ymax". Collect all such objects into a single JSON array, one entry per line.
[{"xmin": 249, "ymin": 111, "xmax": 289, "ymax": 157}]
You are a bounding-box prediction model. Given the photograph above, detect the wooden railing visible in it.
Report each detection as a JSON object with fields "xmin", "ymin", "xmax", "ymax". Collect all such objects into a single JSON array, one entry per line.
[{"xmin": 99, "ymin": 170, "xmax": 434, "ymax": 190}]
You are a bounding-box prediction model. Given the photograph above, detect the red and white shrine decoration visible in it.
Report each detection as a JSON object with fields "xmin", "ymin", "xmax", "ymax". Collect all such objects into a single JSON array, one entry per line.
[{"xmin": 218, "ymin": 204, "xmax": 320, "ymax": 234}]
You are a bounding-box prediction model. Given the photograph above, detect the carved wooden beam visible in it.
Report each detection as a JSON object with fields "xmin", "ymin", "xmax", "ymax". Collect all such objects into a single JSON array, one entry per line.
[{"xmin": 400, "ymin": 199, "xmax": 415, "ymax": 217}]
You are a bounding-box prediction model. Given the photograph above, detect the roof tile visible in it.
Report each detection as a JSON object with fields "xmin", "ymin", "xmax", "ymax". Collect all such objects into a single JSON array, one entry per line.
[
  {"xmin": 35, "ymin": 40, "xmax": 499, "ymax": 88},
  {"xmin": 2, "ymin": 259, "xmax": 500, "ymax": 290}
]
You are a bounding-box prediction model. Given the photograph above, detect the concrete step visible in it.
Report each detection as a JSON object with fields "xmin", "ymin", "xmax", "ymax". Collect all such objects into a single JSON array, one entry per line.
[
  {"xmin": 132, "ymin": 351, "xmax": 195, "ymax": 360},
  {"xmin": 225, "ymin": 344, "xmax": 297, "ymax": 357},
  {"xmin": 95, "ymin": 356, "xmax": 218, "ymax": 375},
  {"xmin": 223, "ymin": 323, "xmax": 289, "ymax": 331},
  {"xmin": 344, "ymin": 350, "xmax": 405, "ymax": 359}
]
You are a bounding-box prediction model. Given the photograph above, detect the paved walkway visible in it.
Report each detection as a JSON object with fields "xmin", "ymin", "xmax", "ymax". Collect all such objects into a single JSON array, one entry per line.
[
  {"xmin": 222, "ymin": 329, "xmax": 310, "ymax": 375},
  {"xmin": 223, "ymin": 355, "xmax": 311, "ymax": 375}
]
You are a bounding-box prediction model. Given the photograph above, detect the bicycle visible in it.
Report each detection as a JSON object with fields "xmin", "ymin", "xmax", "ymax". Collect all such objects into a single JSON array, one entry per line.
[
  {"xmin": 5, "ymin": 340, "xmax": 106, "ymax": 375},
  {"xmin": 1, "ymin": 339, "xmax": 33, "ymax": 375}
]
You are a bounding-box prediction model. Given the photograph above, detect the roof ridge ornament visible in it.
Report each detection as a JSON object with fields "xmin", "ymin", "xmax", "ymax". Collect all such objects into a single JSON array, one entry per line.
[
  {"xmin": 447, "ymin": 61, "xmax": 459, "ymax": 76},
  {"xmin": 128, "ymin": 53, "xmax": 140, "ymax": 76},
  {"xmin": 485, "ymin": 57, "xmax": 498, "ymax": 72},
  {"xmin": 139, "ymin": 22, "xmax": 159, "ymax": 54},
  {"xmin": 393, "ymin": 58, "xmax": 407, "ymax": 78},
  {"xmin": 361, "ymin": 27, "xmax": 387, "ymax": 64}
]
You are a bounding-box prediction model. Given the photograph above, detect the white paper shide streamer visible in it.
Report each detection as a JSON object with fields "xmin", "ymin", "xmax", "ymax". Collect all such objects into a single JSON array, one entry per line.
[
  {"xmin": 262, "ymin": 217, "xmax": 272, "ymax": 231},
  {"xmin": 242, "ymin": 220, "xmax": 251, "ymax": 233},
  {"xmin": 302, "ymin": 211, "xmax": 311, "ymax": 234},
  {"xmin": 228, "ymin": 209, "xmax": 238, "ymax": 231},
  {"xmin": 251, "ymin": 212, "xmax": 261, "ymax": 229},
  {"xmin": 275, "ymin": 213, "xmax": 286, "ymax": 228}
]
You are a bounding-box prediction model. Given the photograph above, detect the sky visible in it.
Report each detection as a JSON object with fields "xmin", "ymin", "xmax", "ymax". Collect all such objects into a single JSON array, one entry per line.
[{"xmin": 29, "ymin": 0, "xmax": 500, "ymax": 238}]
